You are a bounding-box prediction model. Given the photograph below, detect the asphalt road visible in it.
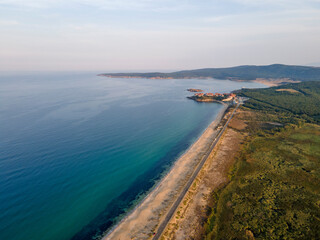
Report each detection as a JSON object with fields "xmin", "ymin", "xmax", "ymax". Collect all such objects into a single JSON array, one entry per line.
[{"xmin": 152, "ymin": 103, "xmax": 239, "ymax": 240}]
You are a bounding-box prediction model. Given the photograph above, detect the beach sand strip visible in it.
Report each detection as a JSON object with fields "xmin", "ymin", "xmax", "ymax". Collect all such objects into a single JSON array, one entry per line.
[
  {"xmin": 160, "ymin": 109, "xmax": 248, "ymax": 240},
  {"xmin": 103, "ymin": 104, "xmax": 228, "ymax": 240}
]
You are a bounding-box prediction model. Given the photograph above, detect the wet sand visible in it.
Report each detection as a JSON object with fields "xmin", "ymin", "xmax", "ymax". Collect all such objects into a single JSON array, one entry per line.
[
  {"xmin": 103, "ymin": 104, "xmax": 228, "ymax": 240},
  {"xmin": 161, "ymin": 110, "xmax": 248, "ymax": 239}
]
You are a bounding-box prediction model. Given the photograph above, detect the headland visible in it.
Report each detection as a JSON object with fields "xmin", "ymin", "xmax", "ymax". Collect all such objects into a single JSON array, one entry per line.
[
  {"xmin": 187, "ymin": 91, "xmax": 237, "ymax": 103},
  {"xmin": 99, "ymin": 64, "xmax": 320, "ymax": 83}
]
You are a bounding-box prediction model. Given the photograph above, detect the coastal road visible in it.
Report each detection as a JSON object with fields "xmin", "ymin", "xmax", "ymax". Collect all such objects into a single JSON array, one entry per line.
[{"xmin": 152, "ymin": 103, "xmax": 240, "ymax": 240}]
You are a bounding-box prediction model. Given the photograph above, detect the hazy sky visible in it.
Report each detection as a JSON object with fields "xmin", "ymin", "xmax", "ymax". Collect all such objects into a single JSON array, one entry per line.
[{"xmin": 1, "ymin": 0, "xmax": 320, "ymax": 71}]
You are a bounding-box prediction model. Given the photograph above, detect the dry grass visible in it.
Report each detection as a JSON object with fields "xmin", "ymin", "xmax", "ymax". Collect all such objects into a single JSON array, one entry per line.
[{"xmin": 276, "ymin": 88, "xmax": 300, "ymax": 93}]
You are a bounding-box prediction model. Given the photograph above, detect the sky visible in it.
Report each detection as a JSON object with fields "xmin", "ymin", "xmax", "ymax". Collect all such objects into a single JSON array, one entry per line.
[{"xmin": 1, "ymin": 0, "xmax": 320, "ymax": 71}]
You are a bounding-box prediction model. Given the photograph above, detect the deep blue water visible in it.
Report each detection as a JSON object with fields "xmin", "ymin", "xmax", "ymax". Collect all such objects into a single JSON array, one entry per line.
[{"xmin": 0, "ymin": 72, "xmax": 265, "ymax": 240}]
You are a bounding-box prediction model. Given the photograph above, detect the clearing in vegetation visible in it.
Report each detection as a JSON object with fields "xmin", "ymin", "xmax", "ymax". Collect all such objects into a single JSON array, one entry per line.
[{"xmin": 275, "ymin": 88, "xmax": 300, "ymax": 93}]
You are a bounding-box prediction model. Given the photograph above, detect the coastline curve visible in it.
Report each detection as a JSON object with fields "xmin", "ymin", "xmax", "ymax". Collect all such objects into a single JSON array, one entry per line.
[{"xmin": 103, "ymin": 102, "xmax": 228, "ymax": 240}]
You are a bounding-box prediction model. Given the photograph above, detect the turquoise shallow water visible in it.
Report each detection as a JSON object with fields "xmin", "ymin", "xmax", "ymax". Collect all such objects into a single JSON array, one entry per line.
[{"xmin": 0, "ymin": 72, "xmax": 265, "ymax": 240}]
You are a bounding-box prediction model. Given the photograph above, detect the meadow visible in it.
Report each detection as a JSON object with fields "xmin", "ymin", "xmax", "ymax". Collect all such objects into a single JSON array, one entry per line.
[
  {"xmin": 205, "ymin": 123, "xmax": 320, "ymax": 239},
  {"xmin": 204, "ymin": 81, "xmax": 320, "ymax": 239}
]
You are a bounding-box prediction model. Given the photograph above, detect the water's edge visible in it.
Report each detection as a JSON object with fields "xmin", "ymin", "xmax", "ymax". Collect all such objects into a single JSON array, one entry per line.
[
  {"xmin": 70, "ymin": 103, "xmax": 226, "ymax": 240},
  {"xmin": 1, "ymin": 73, "xmax": 266, "ymax": 240},
  {"xmin": 102, "ymin": 102, "xmax": 228, "ymax": 240},
  {"xmin": 99, "ymin": 103, "xmax": 228, "ymax": 240}
]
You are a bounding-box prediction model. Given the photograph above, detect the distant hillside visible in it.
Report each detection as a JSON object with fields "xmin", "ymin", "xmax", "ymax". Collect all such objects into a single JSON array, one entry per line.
[{"xmin": 100, "ymin": 64, "xmax": 320, "ymax": 82}]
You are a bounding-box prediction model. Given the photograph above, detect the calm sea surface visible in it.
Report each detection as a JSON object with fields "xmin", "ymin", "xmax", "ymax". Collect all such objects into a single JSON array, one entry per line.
[{"xmin": 0, "ymin": 72, "xmax": 265, "ymax": 240}]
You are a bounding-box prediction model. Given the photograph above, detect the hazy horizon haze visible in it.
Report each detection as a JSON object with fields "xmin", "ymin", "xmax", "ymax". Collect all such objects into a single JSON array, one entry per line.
[{"xmin": 1, "ymin": 0, "xmax": 320, "ymax": 71}]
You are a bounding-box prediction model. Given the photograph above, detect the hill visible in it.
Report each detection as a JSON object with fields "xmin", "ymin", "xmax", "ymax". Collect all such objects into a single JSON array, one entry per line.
[{"xmin": 100, "ymin": 64, "xmax": 320, "ymax": 82}]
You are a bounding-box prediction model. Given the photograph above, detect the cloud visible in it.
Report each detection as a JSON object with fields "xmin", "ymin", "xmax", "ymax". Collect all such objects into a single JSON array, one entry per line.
[
  {"xmin": 0, "ymin": 0, "xmax": 61, "ymax": 8},
  {"xmin": 0, "ymin": 0, "xmax": 189, "ymax": 11},
  {"xmin": 0, "ymin": 20, "xmax": 19, "ymax": 25},
  {"xmin": 1, "ymin": 0, "xmax": 320, "ymax": 11},
  {"xmin": 233, "ymin": 0, "xmax": 320, "ymax": 5},
  {"xmin": 1, "ymin": 0, "xmax": 320, "ymax": 71}
]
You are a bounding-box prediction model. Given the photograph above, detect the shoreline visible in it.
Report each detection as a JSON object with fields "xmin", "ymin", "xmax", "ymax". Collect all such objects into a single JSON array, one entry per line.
[
  {"xmin": 99, "ymin": 75, "xmax": 300, "ymax": 88},
  {"xmin": 252, "ymin": 78, "xmax": 300, "ymax": 87},
  {"xmin": 161, "ymin": 108, "xmax": 247, "ymax": 239},
  {"xmin": 103, "ymin": 102, "xmax": 228, "ymax": 240}
]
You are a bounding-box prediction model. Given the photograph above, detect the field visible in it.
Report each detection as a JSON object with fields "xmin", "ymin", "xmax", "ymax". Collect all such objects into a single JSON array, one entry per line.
[{"xmin": 204, "ymin": 121, "xmax": 320, "ymax": 239}]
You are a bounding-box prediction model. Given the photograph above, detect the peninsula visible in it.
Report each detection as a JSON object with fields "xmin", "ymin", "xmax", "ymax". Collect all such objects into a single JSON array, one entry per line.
[
  {"xmin": 188, "ymin": 92, "xmax": 237, "ymax": 102},
  {"xmin": 99, "ymin": 64, "xmax": 320, "ymax": 84}
]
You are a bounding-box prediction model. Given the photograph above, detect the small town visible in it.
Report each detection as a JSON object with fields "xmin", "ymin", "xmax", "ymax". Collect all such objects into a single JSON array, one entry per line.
[{"xmin": 187, "ymin": 89, "xmax": 237, "ymax": 102}]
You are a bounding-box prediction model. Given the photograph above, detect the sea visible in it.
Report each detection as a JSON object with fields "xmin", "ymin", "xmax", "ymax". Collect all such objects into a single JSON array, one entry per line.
[{"xmin": 0, "ymin": 72, "xmax": 265, "ymax": 240}]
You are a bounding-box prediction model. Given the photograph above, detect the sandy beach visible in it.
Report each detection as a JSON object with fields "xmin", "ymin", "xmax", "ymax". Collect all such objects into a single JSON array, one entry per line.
[
  {"xmin": 103, "ymin": 103, "xmax": 228, "ymax": 240},
  {"xmin": 161, "ymin": 109, "xmax": 248, "ymax": 239},
  {"xmin": 252, "ymin": 78, "xmax": 300, "ymax": 87}
]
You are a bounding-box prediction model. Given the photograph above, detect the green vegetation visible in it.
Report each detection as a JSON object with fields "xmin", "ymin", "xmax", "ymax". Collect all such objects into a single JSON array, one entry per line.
[
  {"xmin": 239, "ymin": 81, "xmax": 320, "ymax": 123},
  {"xmin": 188, "ymin": 94, "xmax": 234, "ymax": 102},
  {"xmin": 203, "ymin": 81, "xmax": 320, "ymax": 239},
  {"xmin": 205, "ymin": 124, "xmax": 320, "ymax": 240},
  {"xmin": 101, "ymin": 64, "xmax": 320, "ymax": 82}
]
